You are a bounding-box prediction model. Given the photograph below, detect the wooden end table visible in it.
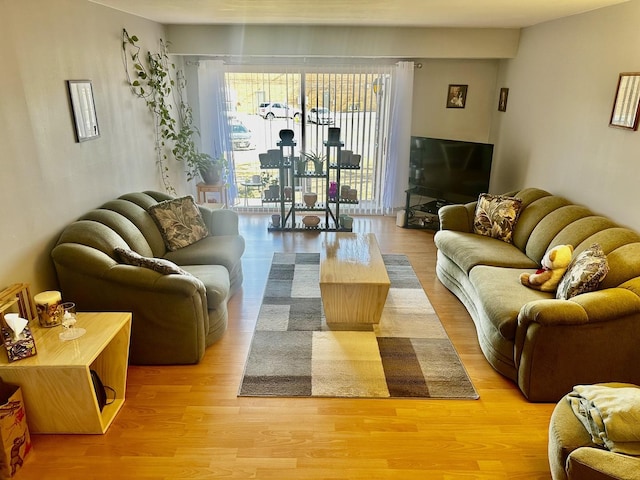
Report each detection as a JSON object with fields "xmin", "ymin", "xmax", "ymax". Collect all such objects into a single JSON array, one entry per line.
[
  {"xmin": 319, "ymin": 233, "xmax": 390, "ymax": 325},
  {"xmin": 196, "ymin": 182, "xmax": 227, "ymax": 206},
  {"xmin": 0, "ymin": 312, "xmax": 131, "ymax": 434}
]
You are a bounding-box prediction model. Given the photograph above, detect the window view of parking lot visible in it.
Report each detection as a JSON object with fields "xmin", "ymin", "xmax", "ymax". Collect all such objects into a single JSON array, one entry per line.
[{"xmin": 223, "ymin": 67, "xmax": 392, "ymax": 213}]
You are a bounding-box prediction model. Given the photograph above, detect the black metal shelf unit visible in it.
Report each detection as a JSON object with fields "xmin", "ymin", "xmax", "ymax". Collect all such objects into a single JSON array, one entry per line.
[{"xmin": 264, "ymin": 129, "xmax": 359, "ymax": 232}]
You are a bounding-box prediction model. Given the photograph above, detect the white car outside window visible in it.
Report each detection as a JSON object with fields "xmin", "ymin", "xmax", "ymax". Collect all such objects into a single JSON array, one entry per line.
[
  {"xmin": 307, "ymin": 107, "xmax": 334, "ymax": 125},
  {"xmin": 258, "ymin": 102, "xmax": 301, "ymax": 119}
]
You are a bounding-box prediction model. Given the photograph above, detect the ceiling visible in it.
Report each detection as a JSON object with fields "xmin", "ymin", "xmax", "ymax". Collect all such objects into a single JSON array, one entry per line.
[{"xmin": 91, "ymin": 0, "xmax": 628, "ymax": 28}]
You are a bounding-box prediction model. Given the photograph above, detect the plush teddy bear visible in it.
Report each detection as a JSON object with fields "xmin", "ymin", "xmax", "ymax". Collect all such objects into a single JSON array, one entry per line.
[{"xmin": 520, "ymin": 244, "xmax": 574, "ymax": 292}]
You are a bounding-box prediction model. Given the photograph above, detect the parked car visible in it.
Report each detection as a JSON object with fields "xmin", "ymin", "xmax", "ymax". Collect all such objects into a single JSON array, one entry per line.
[
  {"xmin": 307, "ymin": 107, "xmax": 334, "ymax": 125},
  {"xmin": 230, "ymin": 122, "xmax": 253, "ymax": 150},
  {"xmin": 258, "ymin": 102, "xmax": 301, "ymax": 119}
]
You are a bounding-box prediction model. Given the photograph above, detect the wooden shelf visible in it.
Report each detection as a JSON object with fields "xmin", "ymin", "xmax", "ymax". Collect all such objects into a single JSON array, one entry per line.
[{"xmin": 0, "ymin": 312, "xmax": 131, "ymax": 434}]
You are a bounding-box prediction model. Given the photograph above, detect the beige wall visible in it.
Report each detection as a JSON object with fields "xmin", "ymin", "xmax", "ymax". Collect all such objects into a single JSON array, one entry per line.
[
  {"xmin": 490, "ymin": 0, "xmax": 640, "ymax": 230},
  {"xmin": 411, "ymin": 59, "xmax": 499, "ymax": 142},
  {"xmin": 0, "ymin": 0, "xmax": 183, "ymax": 293},
  {"xmin": 167, "ymin": 25, "xmax": 520, "ymax": 59},
  {"xmin": 168, "ymin": 25, "xmax": 513, "ymax": 147}
]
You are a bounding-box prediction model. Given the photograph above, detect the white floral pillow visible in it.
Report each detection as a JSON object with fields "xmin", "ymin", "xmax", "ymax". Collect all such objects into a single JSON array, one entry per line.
[
  {"xmin": 556, "ymin": 243, "xmax": 609, "ymax": 300},
  {"xmin": 148, "ymin": 196, "xmax": 208, "ymax": 251}
]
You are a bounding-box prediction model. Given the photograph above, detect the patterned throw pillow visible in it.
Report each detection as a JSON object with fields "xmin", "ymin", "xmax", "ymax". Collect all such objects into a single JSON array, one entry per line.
[
  {"xmin": 114, "ymin": 247, "xmax": 191, "ymax": 276},
  {"xmin": 473, "ymin": 193, "xmax": 523, "ymax": 243},
  {"xmin": 556, "ymin": 243, "xmax": 609, "ymax": 300},
  {"xmin": 148, "ymin": 196, "xmax": 208, "ymax": 251}
]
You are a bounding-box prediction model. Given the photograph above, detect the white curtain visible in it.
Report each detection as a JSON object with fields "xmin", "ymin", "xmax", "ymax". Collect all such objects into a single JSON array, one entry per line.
[
  {"xmin": 382, "ymin": 61, "xmax": 414, "ymax": 210},
  {"xmin": 197, "ymin": 60, "xmax": 237, "ymax": 204}
]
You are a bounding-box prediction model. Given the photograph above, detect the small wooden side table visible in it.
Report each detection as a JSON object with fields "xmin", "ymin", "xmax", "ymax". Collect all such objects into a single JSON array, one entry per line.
[
  {"xmin": 197, "ymin": 182, "xmax": 227, "ymax": 206},
  {"xmin": 0, "ymin": 312, "xmax": 131, "ymax": 434}
]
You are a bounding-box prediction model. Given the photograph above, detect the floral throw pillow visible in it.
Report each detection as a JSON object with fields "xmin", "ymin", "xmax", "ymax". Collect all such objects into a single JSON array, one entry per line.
[
  {"xmin": 148, "ymin": 196, "xmax": 209, "ymax": 251},
  {"xmin": 556, "ymin": 243, "xmax": 609, "ymax": 300},
  {"xmin": 114, "ymin": 247, "xmax": 191, "ymax": 276},
  {"xmin": 473, "ymin": 193, "xmax": 523, "ymax": 243}
]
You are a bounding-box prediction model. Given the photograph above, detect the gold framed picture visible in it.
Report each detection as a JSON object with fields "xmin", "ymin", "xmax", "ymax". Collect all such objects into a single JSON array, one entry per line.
[{"xmin": 447, "ymin": 84, "xmax": 468, "ymax": 109}]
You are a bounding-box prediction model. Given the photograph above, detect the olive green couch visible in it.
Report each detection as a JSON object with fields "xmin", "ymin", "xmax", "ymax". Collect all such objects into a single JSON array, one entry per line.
[
  {"xmin": 51, "ymin": 191, "xmax": 245, "ymax": 365},
  {"xmin": 434, "ymin": 187, "xmax": 640, "ymax": 402},
  {"xmin": 549, "ymin": 383, "xmax": 640, "ymax": 480}
]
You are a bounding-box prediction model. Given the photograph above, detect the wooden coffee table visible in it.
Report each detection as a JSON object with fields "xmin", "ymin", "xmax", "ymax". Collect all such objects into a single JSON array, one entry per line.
[{"xmin": 319, "ymin": 232, "xmax": 390, "ymax": 325}]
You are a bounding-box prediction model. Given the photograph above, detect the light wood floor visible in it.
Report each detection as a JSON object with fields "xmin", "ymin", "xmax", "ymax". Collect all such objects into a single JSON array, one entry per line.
[{"xmin": 22, "ymin": 214, "xmax": 555, "ymax": 479}]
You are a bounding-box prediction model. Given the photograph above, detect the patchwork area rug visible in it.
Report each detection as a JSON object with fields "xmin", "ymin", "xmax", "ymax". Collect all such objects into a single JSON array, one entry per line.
[{"xmin": 238, "ymin": 253, "xmax": 478, "ymax": 399}]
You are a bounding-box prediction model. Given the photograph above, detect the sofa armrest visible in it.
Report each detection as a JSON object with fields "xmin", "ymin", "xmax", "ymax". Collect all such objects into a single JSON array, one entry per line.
[
  {"xmin": 438, "ymin": 202, "xmax": 476, "ymax": 232},
  {"xmin": 517, "ymin": 289, "xmax": 640, "ymax": 329},
  {"xmin": 199, "ymin": 206, "xmax": 240, "ymax": 236},
  {"xmin": 53, "ymin": 244, "xmax": 209, "ymax": 364},
  {"xmin": 567, "ymin": 447, "xmax": 640, "ymax": 480},
  {"xmin": 514, "ymin": 289, "xmax": 640, "ymax": 402}
]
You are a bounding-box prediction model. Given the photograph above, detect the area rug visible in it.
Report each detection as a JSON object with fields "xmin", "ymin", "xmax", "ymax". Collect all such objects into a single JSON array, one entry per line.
[{"xmin": 238, "ymin": 253, "xmax": 479, "ymax": 399}]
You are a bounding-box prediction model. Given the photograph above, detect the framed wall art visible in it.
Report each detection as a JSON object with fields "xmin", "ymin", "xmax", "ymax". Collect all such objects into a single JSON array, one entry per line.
[
  {"xmin": 498, "ymin": 88, "xmax": 509, "ymax": 112},
  {"xmin": 67, "ymin": 80, "xmax": 100, "ymax": 142},
  {"xmin": 609, "ymin": 72, "xmax": 640, "ymax": 130},
  {"xmin": 447, "ymin": 84, "xmax": 468, "ymax": 109}
]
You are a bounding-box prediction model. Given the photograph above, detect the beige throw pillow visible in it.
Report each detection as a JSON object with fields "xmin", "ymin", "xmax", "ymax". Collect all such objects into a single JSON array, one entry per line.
[
  {"xmin": 148, "ymin": 196, "xmax": 208, "ymax": 251},
  {"xmin": 473, "ymin": 193, "xmax": 522, "ymax": 244}
]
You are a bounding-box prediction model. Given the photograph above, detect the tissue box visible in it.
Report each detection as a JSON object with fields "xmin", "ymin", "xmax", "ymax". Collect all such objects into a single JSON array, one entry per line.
[
  {"xmin": 1, "ymin": 326, "xmax": 36, "ymax": 362},
  {"xmin": 0, "ymin": 378, "xmax": 31, "ymax": 477}
]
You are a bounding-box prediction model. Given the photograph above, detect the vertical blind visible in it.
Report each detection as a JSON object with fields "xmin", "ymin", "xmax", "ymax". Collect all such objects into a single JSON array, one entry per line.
[{"xmin": 223, "ymin": 63, "xmax": 394, "ymax": 214}]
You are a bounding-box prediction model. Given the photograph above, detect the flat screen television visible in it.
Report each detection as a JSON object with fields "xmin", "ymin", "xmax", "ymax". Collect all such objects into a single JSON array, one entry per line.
[{"xmin": 409, "ymin": 136, "xmax": 494, "ymax": 205}]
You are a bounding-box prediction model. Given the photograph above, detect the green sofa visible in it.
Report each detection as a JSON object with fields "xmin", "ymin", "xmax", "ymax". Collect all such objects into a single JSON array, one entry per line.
[
  {"xmin": 51, "ymin": 191, "xmax": 245, "ymax": 365},
  {"xmin": 434, "ymin": 187, "xmax": 640, "ymax": 402},
  {"xmin": 549, "ymin": 383, "xmax": 640, "ymax": 480}
]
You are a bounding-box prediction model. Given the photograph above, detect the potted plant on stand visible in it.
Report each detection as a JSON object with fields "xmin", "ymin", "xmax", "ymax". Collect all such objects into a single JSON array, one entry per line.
[
  {"xmin": 199, "ymin": 155, "xmax": 227, "ymax": 185},
  {"xmin": 301, "ymin": 151, "xmax": 326, "ymax": 175},
  {"xmin": 295, "ymin": 156, "xmax": 308, "ymax": 175},
  {"xmin": 261, "ymin": 172, "xmax": 279, "ymax": 201}
]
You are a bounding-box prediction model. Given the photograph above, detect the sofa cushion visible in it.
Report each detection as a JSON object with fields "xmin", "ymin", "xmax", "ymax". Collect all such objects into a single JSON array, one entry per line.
[
  {"xmin": 556, "ymin": 244, "xmax": 609, "ymax": 300},
  {"xmin": 114, "ymin": 247, "xmax": 191, "ymax": 276},
  {"xmin": 180, "ymin": 265, "xmax": 230, "ymax": 309},
  {"xmin": 473, "ymin": 193, "xmax": 522, "ymax": 243},
  {"xmin": 101, "ymin": 198, "xmax": 168, "ymax": 257},
  {"xmin": 434, "ymin": 230, "xmax": 538, "ymax": 274},
  {"xmin": 81, "ymin": 209, "xmax": 156, "ymax": 258},
  {"xmin": 164, "ymin": 235, "xmax": 246, "ymax": 274},
  {"xmin": 512, "ymin": 195, "xmax": 569, "ymax": 252},
  {"xmin": 469, "ymin": 265, "xmax": 552, "ymax": 340},
  {"xmin": 148, "ymin": 195, "xmax": 209, "ymax": 251}
]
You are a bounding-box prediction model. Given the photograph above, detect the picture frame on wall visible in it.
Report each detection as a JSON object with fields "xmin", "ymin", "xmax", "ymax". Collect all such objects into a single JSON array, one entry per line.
[
  {"xmin": 498, "ymin": 88, "xmax": 509, "ymax": 112},
  {"xmin": 609, "ymin": 72, "xmax": 640, "ymax": 130},
  {"xmin": 67, "ymin": 80, "xmax": 100, "ymax": 142},
  {"xmin": 447, "ymin": 84, "xmax": 468, "ymax": 109}
]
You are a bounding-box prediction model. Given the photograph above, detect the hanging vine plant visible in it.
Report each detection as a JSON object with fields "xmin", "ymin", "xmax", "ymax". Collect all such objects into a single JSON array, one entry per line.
[{"xmin": 121, "ymin": 28, "xmax": 216, "ymax": 193}]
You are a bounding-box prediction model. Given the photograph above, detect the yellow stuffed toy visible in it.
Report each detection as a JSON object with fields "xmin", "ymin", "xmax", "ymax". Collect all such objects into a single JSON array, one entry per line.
[{"xmin": 520, "ymin": 244, "xmax": 574, "ymax": 292}]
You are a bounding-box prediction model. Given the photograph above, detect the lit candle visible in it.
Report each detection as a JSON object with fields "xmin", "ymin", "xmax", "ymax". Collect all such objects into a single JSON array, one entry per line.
[{"xmin": 34, "ymin": 290, "xmax": 62, "ymax": 327}]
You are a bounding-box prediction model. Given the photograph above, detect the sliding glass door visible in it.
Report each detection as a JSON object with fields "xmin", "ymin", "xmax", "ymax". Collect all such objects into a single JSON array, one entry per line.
[{"xmin": 221, "ymin": 63, "xmax": 393, "ymax": 214}]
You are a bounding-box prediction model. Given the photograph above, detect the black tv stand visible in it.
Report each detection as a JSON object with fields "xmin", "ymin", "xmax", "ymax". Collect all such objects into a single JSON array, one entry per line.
[
  {"xmin": 418, "ymin": 199, "xmax": 451, "ymax": 215},
  {"xmin": 402, "ymin": 188, "xmax": 450, "ymax": 230}
]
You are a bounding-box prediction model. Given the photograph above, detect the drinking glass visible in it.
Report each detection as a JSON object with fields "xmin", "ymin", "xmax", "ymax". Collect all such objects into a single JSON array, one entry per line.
[{"xmin": 58, "ymin": 302, "xmax": 86, "ymax": 341}]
